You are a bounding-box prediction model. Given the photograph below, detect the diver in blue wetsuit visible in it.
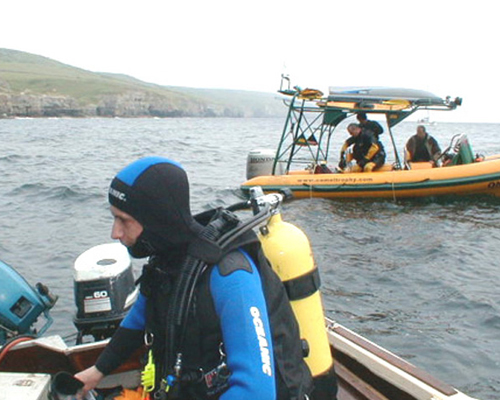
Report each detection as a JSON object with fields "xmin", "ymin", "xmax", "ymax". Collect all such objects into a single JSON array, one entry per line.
[{"xmin": 75, "ymin": 157, "xmax": 312, "ymax": 400}]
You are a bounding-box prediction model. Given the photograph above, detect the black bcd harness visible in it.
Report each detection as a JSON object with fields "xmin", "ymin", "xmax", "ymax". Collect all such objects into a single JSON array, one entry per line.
[{"xmin": 140, "ymin": 206, "xmax": 314, "ymax": 400}]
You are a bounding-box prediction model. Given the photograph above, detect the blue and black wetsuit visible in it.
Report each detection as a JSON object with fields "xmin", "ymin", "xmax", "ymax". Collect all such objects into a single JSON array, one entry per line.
[{"xmin": 99, "ymin": 156, "xmax": 312, "ymax": 399}]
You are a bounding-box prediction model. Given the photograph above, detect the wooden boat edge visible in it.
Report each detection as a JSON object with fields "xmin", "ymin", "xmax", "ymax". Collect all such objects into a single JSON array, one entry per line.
[{"xmin": 326, "ymin": 318, "xmax": 478, "ymax": 400}]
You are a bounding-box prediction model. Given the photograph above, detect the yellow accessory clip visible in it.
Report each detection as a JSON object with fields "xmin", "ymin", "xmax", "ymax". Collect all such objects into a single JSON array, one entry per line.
[{"xmin": 141, "ymin": 350, "xmax": 156, "ymax": 395}]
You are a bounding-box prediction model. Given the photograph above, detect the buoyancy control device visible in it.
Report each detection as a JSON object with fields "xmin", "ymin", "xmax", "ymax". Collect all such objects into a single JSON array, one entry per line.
[
  {"xmin": 149, "ymin": 187, "xmax": 337, "ymax": 399},
  {"xmin": 73, "ymin": 243, "xmax": 139, "ymax": 344},
  {"xmin": 141, "ymin": 187, "xmax": 336, "ymax": 399},
  {"xmin": 152, "ymin": 199, "xmax": 275, "ymax": 397},
  {"xmin": 0, "ymin": 259, "xmax": 58, "ymax": 345}
]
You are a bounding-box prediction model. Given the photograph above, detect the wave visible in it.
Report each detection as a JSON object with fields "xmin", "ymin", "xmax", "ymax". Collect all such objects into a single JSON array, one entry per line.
[
  {"xmin": 0, "ymin": 154, "xmax": 29, "ymax": 163},
  {"xmin": 7, "ymin": 183, "xmax": 102, "ymax": 202}
]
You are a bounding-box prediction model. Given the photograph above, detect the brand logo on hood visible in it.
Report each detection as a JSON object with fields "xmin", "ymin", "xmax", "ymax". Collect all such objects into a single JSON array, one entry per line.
[{"xmin": 109, "ymin": 187, "xmax": 127, "ymax": 202}]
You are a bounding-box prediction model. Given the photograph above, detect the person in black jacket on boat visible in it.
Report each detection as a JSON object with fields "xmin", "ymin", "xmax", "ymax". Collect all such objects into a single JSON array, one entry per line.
[
  {"xmin": 339, "ymin": 124, "xmax": 386, "ymax": 172},
  {"xmin": 75, "ymin": 157, "xmax": 327, "ymax": 400}
]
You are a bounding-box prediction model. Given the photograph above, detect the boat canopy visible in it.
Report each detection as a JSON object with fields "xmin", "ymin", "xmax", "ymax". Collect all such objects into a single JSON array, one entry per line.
[
  {"xmin": 328, "ymin": 87, "xmax": 447, "ymax": 102},
  {"xmin": 323, "ymin": 87, "xmax": 461, "ymax": 127},
  {"xmin": 281, "ymin": 86, "xmax": 462, "ymax": 128}
]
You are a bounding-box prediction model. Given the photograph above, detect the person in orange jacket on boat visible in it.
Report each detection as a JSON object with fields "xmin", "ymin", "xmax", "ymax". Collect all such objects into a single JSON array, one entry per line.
[
  {"xmin": 339, "ymin": 123, "xmax": 386, "ymax": 172},
  {"xmin": 405, "ymin": 125, "xmax": 441, "ymax": 166}
]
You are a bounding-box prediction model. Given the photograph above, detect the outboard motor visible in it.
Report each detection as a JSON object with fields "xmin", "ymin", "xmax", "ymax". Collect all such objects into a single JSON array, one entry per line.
[
  {"xmin": 246, "ymin": 149, "xmax": 285, "ymax": 179},
  {"xmin": 73, "ymin": 243, "xmax": 138, "ymax": 344},
  {"xmin": 0, "ymin": 259, "xmax": 58, "ymax": 345}
]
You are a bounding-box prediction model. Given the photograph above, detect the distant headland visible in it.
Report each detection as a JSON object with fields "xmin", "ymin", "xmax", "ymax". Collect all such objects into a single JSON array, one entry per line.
[{"xmin": 0, "ymin": 48, "xmax": 285, "ymax": 119}]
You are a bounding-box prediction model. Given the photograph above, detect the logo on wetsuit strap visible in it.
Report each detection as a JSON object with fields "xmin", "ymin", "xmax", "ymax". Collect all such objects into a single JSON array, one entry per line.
[
  {"xmin": 109, "ymin": 187, "xmax": 127, "ymax": 202},
  {"xmin": 250, "ymin": 306, "xmax": 273, "ymax": 377}
]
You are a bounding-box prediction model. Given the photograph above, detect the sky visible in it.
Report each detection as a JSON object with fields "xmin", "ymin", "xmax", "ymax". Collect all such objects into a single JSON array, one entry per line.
[{"xmin": 1, "ymin": 0, "xmax": 500, "ymax": 122}]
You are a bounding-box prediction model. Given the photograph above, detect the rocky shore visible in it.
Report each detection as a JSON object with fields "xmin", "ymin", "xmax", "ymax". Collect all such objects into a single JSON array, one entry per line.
[{"xmin": 0, "ymin": 91, "xmax": 277, "ymax": 118}]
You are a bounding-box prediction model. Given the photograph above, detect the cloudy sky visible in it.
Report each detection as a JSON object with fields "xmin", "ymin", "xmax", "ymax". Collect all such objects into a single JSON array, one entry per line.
[{"xmin": 2, "ymin": 0, "xmax": 499, "ymax": 122}]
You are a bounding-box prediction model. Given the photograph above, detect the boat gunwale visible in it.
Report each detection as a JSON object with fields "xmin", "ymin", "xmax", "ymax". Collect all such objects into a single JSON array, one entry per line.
[{"xmin": 327, "ymin": 318, "xmax": 459, "ymax": 398}]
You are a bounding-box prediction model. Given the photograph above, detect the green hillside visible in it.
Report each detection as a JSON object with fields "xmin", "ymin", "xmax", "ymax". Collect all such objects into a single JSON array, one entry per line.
[
  {"xmin": 0, "ymin": 48, "xmax": 285, "ymax": 118},
  {"xmin": 0, "ymin": 48, "xmax": 163, "ymax": 100}
]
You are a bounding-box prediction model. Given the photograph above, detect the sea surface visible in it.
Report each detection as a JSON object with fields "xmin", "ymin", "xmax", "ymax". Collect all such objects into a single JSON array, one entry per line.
[{"xmin": 1, "ymin": 117, "xmax": 499, "ymax": 399}]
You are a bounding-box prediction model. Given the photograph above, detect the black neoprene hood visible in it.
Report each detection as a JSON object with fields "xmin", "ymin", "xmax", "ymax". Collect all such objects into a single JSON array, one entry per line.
[{"xmin": 108, "ymin": 157, "xmax": 203, "ymax": 254}]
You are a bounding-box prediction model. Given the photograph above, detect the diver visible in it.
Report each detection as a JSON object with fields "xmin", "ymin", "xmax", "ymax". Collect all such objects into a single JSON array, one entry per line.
[
  {"xmin": 405, "ymin": 125, "xmax": 441, "ymax": 166},
  {"xmin": 339, "ymin": 123, "xmax": 386, "ymax": 172},
  {"xmin": 75, "ymin": 157, "xmax": 320, "ymax": 400},
  {"xmin": 356, "ymin": 112, "xmax": 384, "ymax": 138}
]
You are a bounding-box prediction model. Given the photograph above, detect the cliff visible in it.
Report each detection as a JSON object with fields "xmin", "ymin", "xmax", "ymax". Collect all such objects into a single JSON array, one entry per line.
[{"xmin": 0, "ymin": 49, "xmax": 285, "ymax": 118}]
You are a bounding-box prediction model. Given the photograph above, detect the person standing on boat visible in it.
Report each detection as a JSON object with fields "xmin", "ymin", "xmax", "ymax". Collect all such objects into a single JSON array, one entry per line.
[
  {"xmin": 75, "ymin": 157, "xmax": 318, "ymax": 400},
  {"xmin": 356, "ymin": 112, "xmax": 384, "ymax": 138},
  {"xmin": 405, "ymin": 125, "xmax": 441, "ymax": 166},
  {"xmin": 339, "ymin": 123, "xmax": 386, "ymax": 172}
]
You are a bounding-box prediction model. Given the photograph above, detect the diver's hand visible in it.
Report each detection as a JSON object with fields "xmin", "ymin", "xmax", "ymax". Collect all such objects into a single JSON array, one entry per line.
[
  {"xmin": 74, "ymin": 366, "xmax": 103, "ymax": 399},
  {"xmin": 358, "ymin": 158, "xmax": 368, "ymax": 168}
]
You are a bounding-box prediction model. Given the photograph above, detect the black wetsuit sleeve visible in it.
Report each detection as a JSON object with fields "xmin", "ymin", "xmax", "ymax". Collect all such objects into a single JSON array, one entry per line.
[
  {"xmin": 346, "ymin": 136, "xmax": 356, "ymax": 146},
  {"xmin": 368, "ymin": 121, "xmax": 383, "ymax": 135},
  {"xmin": 95, "ymin": 326, "xmax": 144, "ymax": 375}
]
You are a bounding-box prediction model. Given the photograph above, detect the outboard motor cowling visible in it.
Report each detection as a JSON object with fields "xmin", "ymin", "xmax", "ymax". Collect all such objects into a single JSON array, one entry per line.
[
  {"xmin": 73, "ymin": 243, "xmax": 138, "ymax": 343},
  {"xmin": 246, "ymin": 149, "xmax": 285, "ymax": 180},
  {"xmin": 0, "ymin": 259, "xmax": 57, "ymax": 345}
]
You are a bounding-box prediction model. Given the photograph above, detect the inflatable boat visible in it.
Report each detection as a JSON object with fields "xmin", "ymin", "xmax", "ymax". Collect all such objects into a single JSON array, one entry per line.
[{"xmin": 241, "ymin": 82, "xmax": 500, "ymax": 200}]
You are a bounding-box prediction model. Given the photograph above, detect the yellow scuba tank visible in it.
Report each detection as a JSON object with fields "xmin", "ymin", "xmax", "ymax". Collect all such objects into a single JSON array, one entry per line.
[{"xmin": 258, "ymin": 211, "xmax": 334, "ymax": 383}]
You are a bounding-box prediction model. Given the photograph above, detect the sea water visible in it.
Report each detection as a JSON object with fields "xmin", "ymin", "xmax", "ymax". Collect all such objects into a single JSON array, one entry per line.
[{"xmin": 0, "ymin": 117, "xmax": 499, "ymax": 399}]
